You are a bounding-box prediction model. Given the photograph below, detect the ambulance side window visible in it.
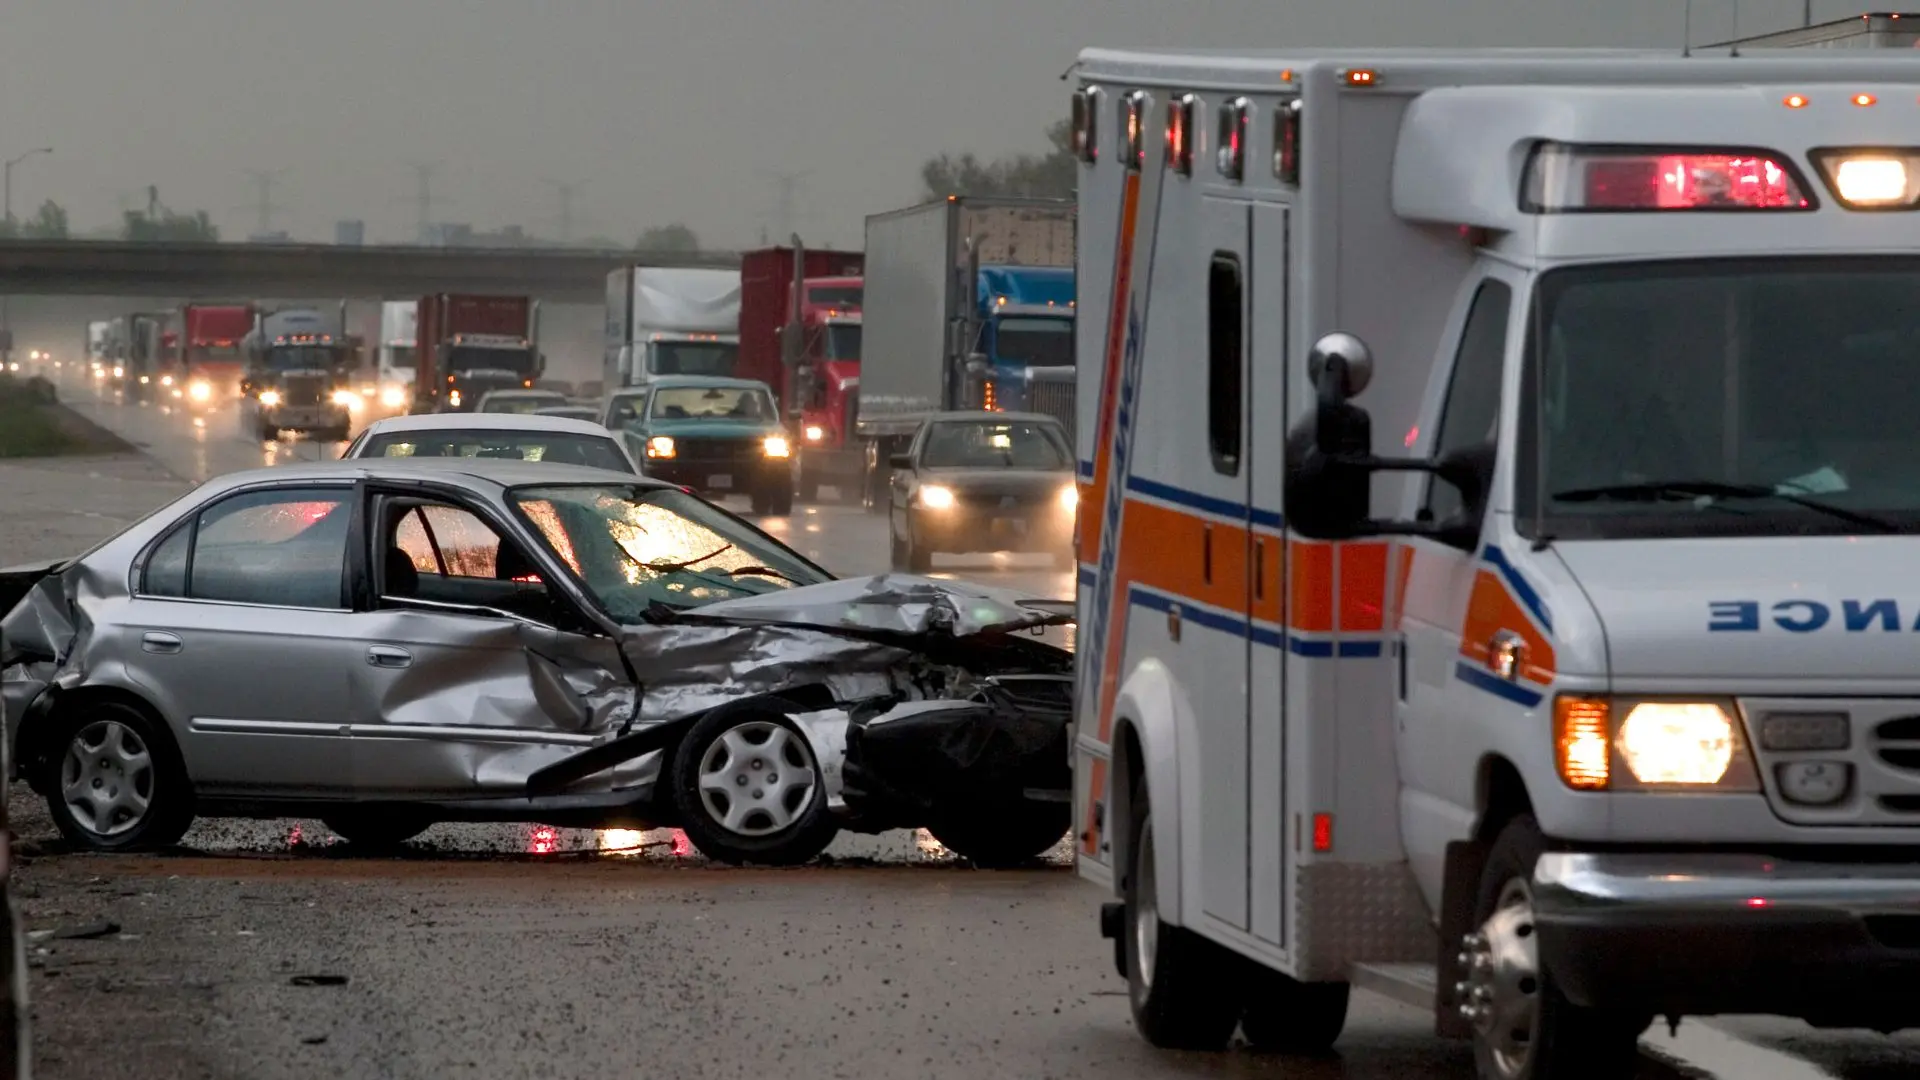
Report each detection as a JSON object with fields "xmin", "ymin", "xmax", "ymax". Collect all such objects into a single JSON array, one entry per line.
[
  {"xmin": 1206, "ymin": 253, "xmax": 1243, "ymax": 475},
  {"xmin": 1425, "ymin": 280, "xmax": 1511, "ymax": 533}
]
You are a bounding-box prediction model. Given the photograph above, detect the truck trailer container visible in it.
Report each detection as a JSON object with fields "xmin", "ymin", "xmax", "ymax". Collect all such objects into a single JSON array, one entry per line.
[
  {"xmin": 603, "ymin": 267, "xmax": 741, "ymax": 389},
  {"xmin": 413, "ymin": 294, "xmax": 543, "ymax": 413}
]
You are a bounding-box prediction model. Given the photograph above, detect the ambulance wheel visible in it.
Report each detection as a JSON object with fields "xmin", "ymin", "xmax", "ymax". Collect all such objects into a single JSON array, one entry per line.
[
  {"xmin": 1465, "ymin": 815, "xmax": 1648, "ymax": 1080},
  {"xmin": 1241, "ymin": 972, "xmax": 1349, "ymax": 1054},
  {"xmin": 1125, "ymin": 776, "xmax": 1246, "ymax": 1050}
]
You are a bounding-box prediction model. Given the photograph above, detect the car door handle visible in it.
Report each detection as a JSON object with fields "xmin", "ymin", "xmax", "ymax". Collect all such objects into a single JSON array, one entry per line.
[
  {"xmin": 141, "ymin": 631, "xmax": 183, "ymax": 655},
  {"xmin": 366, "ymin": 645, "xmax": 412, "ymax": 668}
]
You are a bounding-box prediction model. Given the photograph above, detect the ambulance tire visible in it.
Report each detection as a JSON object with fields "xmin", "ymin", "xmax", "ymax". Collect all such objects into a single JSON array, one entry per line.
[
  {"xmin": 1240, "ymin": 973, "xmax": 1349, "ymax": 1055},
  {"xmin": 1124, "ymin": 777, "xmax": 1246, "ymax": 1051},
  {"xmin": 1468, "ymin": 815, "xmax": 1648, "ymax": 1080}
]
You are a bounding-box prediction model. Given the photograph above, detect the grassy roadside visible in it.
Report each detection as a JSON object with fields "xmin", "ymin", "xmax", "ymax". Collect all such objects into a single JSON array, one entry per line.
[{"xmin": 0, "ymin": 375, "xmax": 134, "ymax": 458}]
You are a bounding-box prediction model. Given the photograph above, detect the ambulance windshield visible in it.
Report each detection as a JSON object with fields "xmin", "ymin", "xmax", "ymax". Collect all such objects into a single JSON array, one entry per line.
[{"xmin": 1517, "ymin": 257, "xmax": 1920, "ymax": 539}]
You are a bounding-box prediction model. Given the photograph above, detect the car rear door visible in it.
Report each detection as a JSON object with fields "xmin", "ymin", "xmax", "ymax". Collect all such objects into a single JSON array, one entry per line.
[
  {"xmin": 347, "ymin": 486, "xmax": 621, "ymax": 797},
  {"xmin": 128, "ymin": 484, "xmax": 361, "ymax": 794}
]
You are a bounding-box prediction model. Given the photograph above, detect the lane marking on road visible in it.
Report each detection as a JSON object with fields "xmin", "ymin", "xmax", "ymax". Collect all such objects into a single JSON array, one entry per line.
[{"xmin": 1643, "ymin": 1019, "xmax": 1835, "ymax": 1080}]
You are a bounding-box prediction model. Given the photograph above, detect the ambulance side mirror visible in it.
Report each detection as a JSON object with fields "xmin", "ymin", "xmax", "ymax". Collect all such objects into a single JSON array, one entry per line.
[{"xmin": 1285, "ymin": 333, "xmax": 1378, "ymax": 539}]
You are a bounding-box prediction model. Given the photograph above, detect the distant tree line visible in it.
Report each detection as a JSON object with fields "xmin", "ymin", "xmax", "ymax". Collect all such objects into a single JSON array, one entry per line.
[{"xmin": 921, "ymin": 120, "xmax": 1076, "ymax": 200}]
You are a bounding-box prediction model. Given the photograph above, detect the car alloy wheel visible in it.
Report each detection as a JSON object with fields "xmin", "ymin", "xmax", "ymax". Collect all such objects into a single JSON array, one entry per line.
[
  {"xmin": 60, "ymin": 719, "xmax": 155, "ymax": 839},
  {"xmin": 696, "ymin": 719, "xmax": 818, "ymax": 837}
]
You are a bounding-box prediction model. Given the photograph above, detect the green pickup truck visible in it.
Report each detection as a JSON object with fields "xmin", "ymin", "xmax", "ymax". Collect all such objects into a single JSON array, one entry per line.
[{"xmin": 618, "ymin": 375, "xmax": 796, "ymax": 515}]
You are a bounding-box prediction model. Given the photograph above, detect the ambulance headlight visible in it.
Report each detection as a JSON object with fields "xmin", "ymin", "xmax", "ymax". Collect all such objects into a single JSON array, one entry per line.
[
  {"xmin": 1810, "ymin": 149, "xmax": 1920, "ymax": 209},
  {"xmin": 1553, "ymin": 695, "xmax": 1759, "ymax": 792}
]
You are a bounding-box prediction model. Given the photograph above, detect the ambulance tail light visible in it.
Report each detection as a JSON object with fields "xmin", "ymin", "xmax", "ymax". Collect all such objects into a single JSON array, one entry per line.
[
  {"xmin": 1216, "ymin": 97, "xmax": 1250, "ymax": 181},
  {"xmin": 1521, "ymin": 143, "xmax": 1813, "ymax": 212},
  {"xmin": 1166, "ymin": 93, "xmax": 1196, "ymax": 177},
  {"xmin": 1123, "ymin": 90, "xmax": 1150, "ymax": 172},
  {"xmin": 1071, "ymin": 86, "xmax": 1101, "ymax": 164},
  {"xmin": 1809, "ymin": 148, "xmax": 1920, "ymax": 209},
  {"xmin": 1273, "ymin": 98, "xmax": 1302, "ymax": 186}
]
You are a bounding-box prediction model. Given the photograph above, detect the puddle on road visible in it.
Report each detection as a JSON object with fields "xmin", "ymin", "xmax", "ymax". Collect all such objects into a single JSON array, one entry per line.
[{"xmin": 164, "ymin": 817, "xmax": 1071, "ymax": 869}]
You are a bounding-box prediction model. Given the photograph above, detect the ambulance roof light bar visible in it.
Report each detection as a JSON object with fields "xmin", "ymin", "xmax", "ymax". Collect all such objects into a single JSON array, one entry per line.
[
  {"xmin": 1071, "ymin": 86, "xmax": 1102, "ymax": 164},
  {"xmin": 1166, "ymin": 93, "xmax": 1196, "ymax": 177},
  {"xmin": 1521, "ymin": 143, "xmax": 1815, "ymax": 213},
  {"xmin": 1122, "ymin": 90, "xmax": 1150, "ymax": 172},
  {"xmin": 1216, "ymin": 97, "xmax": 1250, "ymax": 181}
]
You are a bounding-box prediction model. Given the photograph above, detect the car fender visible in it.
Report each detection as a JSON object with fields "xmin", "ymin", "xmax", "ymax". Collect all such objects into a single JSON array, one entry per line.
[{"xmin": 1110, "ymin": 658, "xmax": 1197, "ymax": 928}]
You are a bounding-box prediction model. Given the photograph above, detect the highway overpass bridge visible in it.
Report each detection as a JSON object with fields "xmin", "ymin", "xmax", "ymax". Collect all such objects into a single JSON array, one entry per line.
[{"xmin": 0, "ymin": 240, "xmax": 740, "ymax": 303}]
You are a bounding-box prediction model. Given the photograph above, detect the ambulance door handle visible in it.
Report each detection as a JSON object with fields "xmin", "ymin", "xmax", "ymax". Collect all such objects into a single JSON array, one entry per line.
[
  {"xmin": 1202, "ymin": 525, "xmax": 1213, "ymax": 585},
  {"xmin": 1253, "ymin": 538, "xmax": 1265, "ymax": 600},
  {"xmin": 1396, "ymin": 634, "xmax": 1408, "ymax": 701}
]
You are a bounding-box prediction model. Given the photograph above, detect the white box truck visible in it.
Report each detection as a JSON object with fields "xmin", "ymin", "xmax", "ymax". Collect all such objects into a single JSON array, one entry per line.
[
  {"xmin": 855, "ymin": 196, "xmax": 1075, "ymax": 508},
  {"xmin": 603, "ymin": 266, "xmax": 741, "ymax": 389},
  {"xmin": 374, "ymin": 300, "xmax": 417, "ymax": 413},
  {"xmin": 1069, "ymin": 45, "xmax": 1920, "ymax": 1079}
]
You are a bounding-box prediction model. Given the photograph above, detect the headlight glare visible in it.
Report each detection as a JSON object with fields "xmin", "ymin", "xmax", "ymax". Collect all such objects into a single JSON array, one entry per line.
[
  {"xmin": 258, "ymin": 390, "xmax": 282, "ymax": 406},
  {"xmin": 1059, "ymin": 485, "xmax": 1078, "ymax": 511},
  {"xmin": 803, "ymin": 424, "xmax": 825, "ymax": 442},
  {"xmin": 1618, "ymin": 702, "xmax": 1735, "ymax": 786},
  {"xmin": 188, "ymin": 380, "xmax": 212, "ymax": 401},
  {"xmin": 380, "ymin": 386, "xmax": 406, "ymax": 408},
  {"xmin": 763, "ymin": 435, "xmax": 791, "ymax": 458},
  {"xmin": 918, "ymin": 484, "xmax": 955, "ymax": 509},
  {"xmin": 647, "ymin": 435, "xmax": 676, "ymax": 459}
]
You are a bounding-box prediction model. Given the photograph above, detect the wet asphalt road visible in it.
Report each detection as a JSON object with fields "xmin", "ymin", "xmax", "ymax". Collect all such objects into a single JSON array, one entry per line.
[{"xmin": 12, "ymin": 377, "xmax": 1917, "ymax": 1079}]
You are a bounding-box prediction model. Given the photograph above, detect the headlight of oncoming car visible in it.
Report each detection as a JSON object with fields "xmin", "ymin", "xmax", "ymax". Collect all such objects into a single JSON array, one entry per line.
[
  {"xmin": 762, "ymin": 435, "xmax": 790, "ymax": 458},
  {"xmin": 332, "ymin": 389, "xmax": 362, "ymax": 408},
  {"xmin": 647, "ymin": 435, "xmax": 675, "ymax": 459},
  {"xmin": 188, "ymin": 380, "xmax": 212, "ymax": 401},
  {"xmin": 917, "ymin": 484, "xmax": 955, "ymax": 509},
  {"xmin": 258, "ymin": 389, "xmax": 282, "ymax": 406},
  {"xmin": 1059, "ymin": 485, "xmax": 1078, "ymax": 511},
  {"xmin": 380, "ymin": 386, "xmax": 406, "ymax": 408},
  {"xmin": 1553, "ymin": 695, "xmax": 1759, "ymax": 792},
  {"xmin": 804, "ymin": 424, "xmax": 825, "ymax": 442}
]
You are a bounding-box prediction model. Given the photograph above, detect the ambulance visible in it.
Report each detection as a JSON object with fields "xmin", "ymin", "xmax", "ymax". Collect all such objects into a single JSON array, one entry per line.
[{"xmin": 1068, "ymin": 46, "xmax": 1920, "ymax": 1080}]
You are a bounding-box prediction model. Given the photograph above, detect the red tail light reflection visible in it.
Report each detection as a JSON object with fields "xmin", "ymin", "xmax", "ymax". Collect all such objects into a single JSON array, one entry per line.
[
  {"xmin": 671, "ymin": 829, "xmax": 694, "ymax": 858},
  {"xmin": 528, "ymin": 825, "xmax": 559, "ymax": 854}
]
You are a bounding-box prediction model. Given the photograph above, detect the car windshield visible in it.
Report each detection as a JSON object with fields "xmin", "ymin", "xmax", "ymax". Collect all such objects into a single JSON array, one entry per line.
[
  {"xmin": 265, "ymin": 345, "xmax": 344, "ymax": 370},
  {"xmin": 482, "ymin": 394, "xmax": 565, "ymax": 414},
  {"xmin": 447, "ymin": 346, "xmax": 536, "ymax": 375},
  {"xmin": 994, "ymin": 316, "xmax": 1073, "ymax": 368},
  {"xmin": 358, "ymin": 431, "xmax": 632, "ymax": 471},
  {"xmin": 650, "ymin": 385, "xmax": 776, "ymax": 421},
  {"xmin": 920, "ymin": 420, "xmax": 1069, "ymax": 469},
  {"xmin": 1517, "ymin": 257, "xmax": 1920, "ymax": 539},
  {"xmin": 510, "ymin": 484, "xmax": 831, "ymax": 617},
  {"xmin": 538, "ymin": 407, "xmax": 597, "ymax": 421},
  {"xmin": 386, "ymin": 344, "xmax": 417, "ymax": 369}
]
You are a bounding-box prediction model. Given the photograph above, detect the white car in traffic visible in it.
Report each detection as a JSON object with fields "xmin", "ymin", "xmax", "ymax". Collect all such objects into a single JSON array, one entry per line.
[{"xmin": 342, "ymin": 413, "xmax": 642, "ymax": 473}]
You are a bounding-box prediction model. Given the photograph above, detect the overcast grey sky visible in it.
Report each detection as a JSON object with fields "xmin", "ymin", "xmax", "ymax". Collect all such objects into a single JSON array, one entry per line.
[{"xmin": 0, "ymin": 0, "xmax": 1858, "ymax": 249}]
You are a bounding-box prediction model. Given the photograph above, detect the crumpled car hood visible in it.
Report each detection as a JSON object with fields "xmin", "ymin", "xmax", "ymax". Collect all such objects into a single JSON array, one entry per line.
[{"xmin": 673, "ymin": 574, "xmax": 1071, "ymax": 640}]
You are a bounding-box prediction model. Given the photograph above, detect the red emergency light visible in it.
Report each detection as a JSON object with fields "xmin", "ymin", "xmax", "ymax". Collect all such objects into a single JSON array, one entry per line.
[
  {"xmin": 1166, "ymin": 93, "xmax": 1196, "ymax": 177},
  {"xmin": 1523, "ymin": 143, "xmax": 1814, "ymax": 212},
  {"xmin": 1216, "ymin": 96, "xmax": 1250, "ymax": 181}
]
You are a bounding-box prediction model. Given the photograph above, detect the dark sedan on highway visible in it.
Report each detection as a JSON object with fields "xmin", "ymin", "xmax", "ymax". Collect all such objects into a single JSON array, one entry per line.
[
  {"xmin": 0, "ymin": 459, "xmax": 1074, "ymax": 868},
  {"xmin": 887, "ymin": 412, "xmax": 1078, "ymax": 572}
]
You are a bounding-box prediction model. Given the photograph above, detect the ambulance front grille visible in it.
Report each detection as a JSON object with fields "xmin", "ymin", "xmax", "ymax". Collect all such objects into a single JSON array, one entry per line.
[{"xmin": 1741, "ymin": 698, "xmax": 1920, "ymax": 825}]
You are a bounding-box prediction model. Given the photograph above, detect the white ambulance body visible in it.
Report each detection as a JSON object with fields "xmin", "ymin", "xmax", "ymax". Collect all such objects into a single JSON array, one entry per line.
[{"xmin": 1070, "ymin": 47, "xmax": 1920, "ymax": 1078}]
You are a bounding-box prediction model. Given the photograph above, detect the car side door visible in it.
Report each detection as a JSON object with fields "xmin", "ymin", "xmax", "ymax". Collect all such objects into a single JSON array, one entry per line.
[
  {"xmin": 349, "ymin": 485, "xmax": 623, "ymax": 797},
  {"xmin": 129, "ymin": 484, "xmax": 362, "ymax": 794}
]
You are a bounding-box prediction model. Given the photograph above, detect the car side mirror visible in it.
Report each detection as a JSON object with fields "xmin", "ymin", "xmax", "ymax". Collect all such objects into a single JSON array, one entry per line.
[{"xmin": 888, "ymin": 453, "xmax": 913, "ymax": 471}]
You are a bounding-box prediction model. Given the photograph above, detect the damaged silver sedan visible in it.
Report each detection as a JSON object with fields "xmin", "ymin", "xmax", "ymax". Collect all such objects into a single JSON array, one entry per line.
[{"xmin": 0, "ymin": 459, "xmax": 1074, "ymax": 866}]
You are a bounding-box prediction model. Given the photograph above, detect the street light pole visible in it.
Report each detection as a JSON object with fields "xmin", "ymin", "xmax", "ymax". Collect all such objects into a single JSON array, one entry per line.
[
  {"xmin": 2, "ymin": 146, "xmax": 52, "ymax": 354},
  {"xmin": 3, "ymin": 146, "xmax": 54, "ymax": 231}
]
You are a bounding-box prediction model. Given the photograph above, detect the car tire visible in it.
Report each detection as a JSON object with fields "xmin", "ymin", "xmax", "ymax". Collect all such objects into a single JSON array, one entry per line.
[
  {"xmin": 258, "ymin": 419, "xmax": 278, "ymax": 441},
  {"xmin": 1240, "ymin": 971, "xmax": 1349, "ymax": 1054},
  {"xmin": 1124, "ymin": 772, "xmax": 1248, "ymax": 1050},
  {"xmin": 795, "ymin": 467, "xmax": 819, "ymax": 503},
  {"xmin": 42, "ymin": 700, "xmax": 195, "ymax": 853},
  {"xmin": 889, "ymin": 526, "xmax": 910, "ymax": 570},
  {"xmin": 767, "ymin": 484, "xmax": 794, "ymax": 516},
  {"xmin": 749, "ymin": 489, "xmax": 771, "ymax": 515},
  {"xmin": 927, "ymin": 803, "xmax": 1070, "ymax": 867},
  {"xmin": 322, "ymin": 809, "xmax": 434, "ymax": 849},
  {"xmin": 1465, "ymin": 815, "xmax": 1648, "ymax": 1080},
  {"xmin": 669, "ymin": 704, "xmax": 839, "ymax": 866},
  {"xmin": 906, "ymin": 530, "xmax": 932, "ymax": 573}
]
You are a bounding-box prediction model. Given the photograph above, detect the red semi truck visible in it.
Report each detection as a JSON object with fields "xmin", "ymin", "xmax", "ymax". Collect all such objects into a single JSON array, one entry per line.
[
  {"xmin": 737, "ymin": 244, "xmax": 864, "ymax": 502},
  {"xmin": 412, "ymin": 294, "xmax": 543, "ymax": 413},
  {"xmin": 174, "ymin": 303, "xmax": 256, "ymax": 407}
]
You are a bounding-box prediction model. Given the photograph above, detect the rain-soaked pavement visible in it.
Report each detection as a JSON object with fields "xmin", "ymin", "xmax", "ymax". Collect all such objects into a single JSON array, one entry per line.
[{"xmin": 7, "ymin": 375, "xmax": 1913, "ymax": 1079}]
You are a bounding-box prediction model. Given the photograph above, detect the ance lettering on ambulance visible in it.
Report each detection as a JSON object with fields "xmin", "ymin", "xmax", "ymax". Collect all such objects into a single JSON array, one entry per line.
[{"xmin": 1710, "ymin": 598, "xmax": 1920, "ymax": 632}]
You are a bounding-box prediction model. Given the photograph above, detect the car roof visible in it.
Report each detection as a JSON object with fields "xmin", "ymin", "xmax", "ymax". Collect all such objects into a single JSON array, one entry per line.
[
  {"xmin": 197, "ymin": 457, "xmax": 674, "ymax": 495},
  {"xmin": 923, "ymin": 410, "xmax": 1061, "ymax": 425},
  {"xmin": 356, "ymin": 412, "xmax": 617, "ymax": 438},
  {"xmin": 645, "ymin": 375, "xmax": 775, "ymax": 392}
]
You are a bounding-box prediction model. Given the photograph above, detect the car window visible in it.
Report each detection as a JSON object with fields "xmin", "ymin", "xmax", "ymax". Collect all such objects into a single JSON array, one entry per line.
[
  {"xmin": 143, "ymin": 523, "xmax": 190, "ymax": 597},
  {"xmin": 178, "ymin": 489, "xmax": 352, "ymax": 608},
  {"xmin": 357, "ymin": 431, "xmax": 633, "ymax": 472},
  {"xmin": 920, "ymin": 421, "xmax": 1069, "ymax": 469},
  {"xmin": 394, "ymin": 505, "xmax": 501, "ymax": 578}
]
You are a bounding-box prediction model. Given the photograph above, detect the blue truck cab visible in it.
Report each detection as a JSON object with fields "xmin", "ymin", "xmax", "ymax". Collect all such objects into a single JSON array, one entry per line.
[{"xmin": 968, "ymin": 265, "xmax": 1075, "ymax": 419}]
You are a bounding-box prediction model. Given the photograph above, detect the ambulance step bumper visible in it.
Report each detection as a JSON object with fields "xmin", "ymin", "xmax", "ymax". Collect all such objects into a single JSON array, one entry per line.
[{"xmin": 1532, "ymin": 852, "xmax": 1920, "ymax": 1026}]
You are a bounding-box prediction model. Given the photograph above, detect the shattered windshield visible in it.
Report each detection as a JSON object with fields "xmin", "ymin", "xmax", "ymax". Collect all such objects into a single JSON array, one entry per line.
[{"xmin": 509, "ymin": 483, "xmax": 831, "ymax": 617}]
